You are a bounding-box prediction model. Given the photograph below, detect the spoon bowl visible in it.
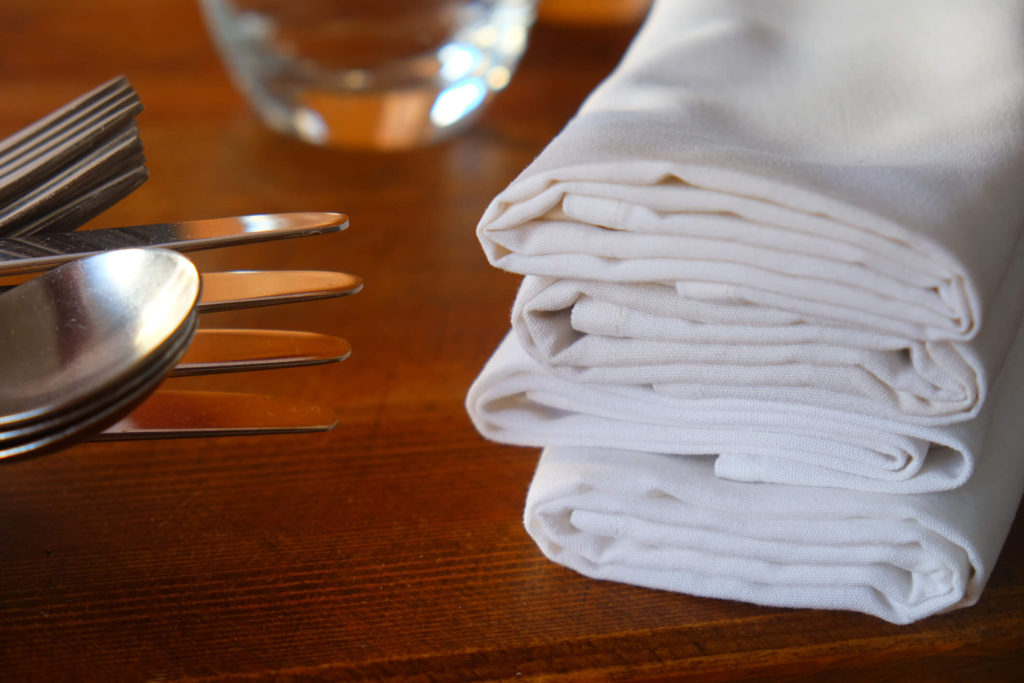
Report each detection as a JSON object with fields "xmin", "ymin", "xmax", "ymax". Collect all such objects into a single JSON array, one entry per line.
[{"xmin": 0, "ymin": 248, "xmax": 200, "ymax": 459}]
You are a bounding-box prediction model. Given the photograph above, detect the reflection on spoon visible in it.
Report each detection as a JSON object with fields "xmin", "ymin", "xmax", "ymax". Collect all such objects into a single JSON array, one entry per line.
[{"xmin": 0, "ymin": 248, "xmax": 200, "ymax": 431}]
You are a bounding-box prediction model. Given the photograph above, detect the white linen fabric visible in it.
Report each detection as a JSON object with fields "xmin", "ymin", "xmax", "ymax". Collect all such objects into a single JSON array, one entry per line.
[
  {"xmin": 466, "ymin": 0, "xmax": 1024, "ymax": 621},
  {"xmin": 468, "ymin": 333, "xmax": 989, "ymax": 493},
  {"xmin": 523, "ymin": 435, "xmax": 1024, "ymax": 625},
  {"xmin": 471, "ymin": 323, "xmax": 1024, "ymax": 623},
  {"xmin": 478, "ymin": 0, "xmax": 1024, "ymax": 428}
]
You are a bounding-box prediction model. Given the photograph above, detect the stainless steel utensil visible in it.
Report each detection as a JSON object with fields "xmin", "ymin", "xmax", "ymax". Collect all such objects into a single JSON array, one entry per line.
[
  {"xmin": 0, "ymin": 76, "xmax": 148, "ymax": 236},
  {"xmin": 173, "ymin": 329, "xmax": 351, "ymax": 376},
  {"xmin": 0, "ymin": 211, "xmax": 349, "ymax": 275},
  {"xmin": 197, "ymin": 269, "xmax": 363, "ymax": 311},
  {"xmin": 0, "ymin": 268, "xmax": 363, "ymax": 310},
  {"xmin": 0, "ymin": 77, "xmax": 139, "ymax": 195},
  {"xmin": 0, "ymin": 248, "xmax": 200, "ymax": 459},
  {"xmin": 94, "ymin": 390, "xmax": 339, "ymax": 439},
  {"xmin": 0, "ymin": 246, "xmax": 359, "ymax": 461},
  {"xmin": 0, "ymin": 125, "xmax": 146, "ymax": 235}
]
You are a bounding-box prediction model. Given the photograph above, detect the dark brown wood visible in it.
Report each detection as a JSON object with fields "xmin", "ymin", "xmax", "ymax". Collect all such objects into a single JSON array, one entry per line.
[{"xmin": 1, "ymin": 2, "xmax": 1022, "ymax": 680}]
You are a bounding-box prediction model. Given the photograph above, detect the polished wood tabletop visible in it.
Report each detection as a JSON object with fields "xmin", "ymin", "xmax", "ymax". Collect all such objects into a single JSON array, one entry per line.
[{"xmin": 2, "ymin": 2, "xmax": 1022, "ymax": 680}]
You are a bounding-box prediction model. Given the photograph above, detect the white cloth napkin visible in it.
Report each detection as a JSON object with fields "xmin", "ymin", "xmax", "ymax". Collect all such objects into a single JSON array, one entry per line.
[
  {"xmin": 478, "ymin": 0, "xmax": 1024, "ymax": 432},
  {"xmin": 523, "ymin": 435, "xmax": 1024, "ymax": 625},
  {"xmin": 472, "ymin": 322, "xmax": 1024, "ymax": 622},
  {"xmin": 466, "ymin": 0, "xmax": 1024, "ymax": 621},
  {"xmin": 469, "ymin": 333, "xmax": 991, "ymax": 493}
]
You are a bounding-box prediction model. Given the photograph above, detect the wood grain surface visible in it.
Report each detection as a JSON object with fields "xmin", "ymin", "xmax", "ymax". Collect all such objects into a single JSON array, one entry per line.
[{"xmin": 1, "ymin": 2, "xmax": 1022, "ymax": 680}]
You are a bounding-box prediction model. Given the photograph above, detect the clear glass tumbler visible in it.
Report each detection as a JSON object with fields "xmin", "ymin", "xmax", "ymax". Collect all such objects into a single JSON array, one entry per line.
[{"xmin": 199, "ymin": 0, "xmax": 538, "ymax": 150}]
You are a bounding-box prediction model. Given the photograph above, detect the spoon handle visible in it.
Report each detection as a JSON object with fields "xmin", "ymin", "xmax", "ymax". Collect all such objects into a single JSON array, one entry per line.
[
  {"xmin": 196, "ymin": 270, "xmax": 363, "ymax": 311},
  {"xmin": 92, "ymin": 390, "xmax": 338, "ymax": 439},
  {"xmin": 0, "ymin": 212, "xmax": 348, "ymax": 275},
  {"xmin": 171, "ymin": 328, "xmax": 351, "ymax": 376},
  {"xmin": 0, "ymin": 269, "xmax": 364, "ymax": 310}
]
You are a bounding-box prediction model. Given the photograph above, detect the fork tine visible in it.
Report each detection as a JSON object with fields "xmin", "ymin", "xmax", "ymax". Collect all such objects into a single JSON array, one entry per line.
[
  {"xmin": 0, "ymin": 124, "xmax": 142, "ymax": 215},
  {"xmin": 0, "ymin": 91, "xmax": 143, "ymax": 207},
  {"xmin": 0, "ymin": 76, "xmax": 147, "ymax": 237},
  {"xmin": 0, "ymin": 125, "xmax": 145, "ymax": 233},
  {"xmin": 0, "ymin": 85, "xmax": 139, "ymax": 182},
  {"xmin": 0, "ymin": 76, "xmax": 131, "ymax": 160},
  {"xmin": 7, "ymin": 161, "xmax": 149, "ymax": 236}
]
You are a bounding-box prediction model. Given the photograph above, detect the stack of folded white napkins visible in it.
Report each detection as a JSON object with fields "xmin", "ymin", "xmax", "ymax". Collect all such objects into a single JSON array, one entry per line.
[{"xmin": 466, "ymin": 0, "xmax": 1024, "ymax": 624}]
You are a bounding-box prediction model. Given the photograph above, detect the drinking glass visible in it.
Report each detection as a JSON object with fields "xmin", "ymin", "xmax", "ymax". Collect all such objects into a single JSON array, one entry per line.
[{"xmin": 199, "ymin": 0, "xmax": 538, "ymax": 150}]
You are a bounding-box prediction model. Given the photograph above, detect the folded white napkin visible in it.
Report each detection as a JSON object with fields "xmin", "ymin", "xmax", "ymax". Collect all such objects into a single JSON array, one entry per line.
[
  {"xmin": 467, "ymin": 0, "xmax": 1024, "ymax": 621},
  {"xmin": 524, "ymin": 435, "xmax": 1024, "ymax": 625},
  {"xmin": 478, "ymin": 0, "xmax": 1024, "ymax": 429},
  {"xmin": 472, "ymin": 322, "xmax": 1024, "ymax": 622},
  {"xmin": 469, "ymin": 333, "xmax": 994, "ymax": 492}
]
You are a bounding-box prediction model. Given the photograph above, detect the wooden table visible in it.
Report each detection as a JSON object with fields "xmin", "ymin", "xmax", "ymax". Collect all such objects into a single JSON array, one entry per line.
[{"xmin": 2, "ymin": 2, "xmax": 1022, "ymax": 680}]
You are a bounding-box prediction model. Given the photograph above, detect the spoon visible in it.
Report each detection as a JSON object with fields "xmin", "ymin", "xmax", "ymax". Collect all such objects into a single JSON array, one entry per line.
[
  {"xmin": 0, "ymin": 211, "xmax": 349, "ymax": 276},
  {"xmin": 0, "ymin": 248, "xmax": 200, "ymax": 460}
]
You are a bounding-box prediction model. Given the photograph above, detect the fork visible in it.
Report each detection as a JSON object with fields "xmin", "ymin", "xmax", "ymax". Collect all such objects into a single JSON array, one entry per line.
[{"xmin": 0, "ymin": 76, "xmax": 147, "ymax": 236}]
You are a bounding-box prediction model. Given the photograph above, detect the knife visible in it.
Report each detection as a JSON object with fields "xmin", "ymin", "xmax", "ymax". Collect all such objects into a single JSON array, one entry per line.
[
  {"xmin": 172, "ymin": 329, "xmax": 352, "ymax": 376},
  {"xmin": 0, "ymin": 211, "xmax": 349, "ymax": 275},
  {"xmin": 92, "ymin": 390, "xmax": 339, "ymax": 440}
]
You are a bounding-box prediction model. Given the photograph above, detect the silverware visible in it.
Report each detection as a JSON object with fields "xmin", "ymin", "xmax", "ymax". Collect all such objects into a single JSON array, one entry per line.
[
  {"xmin": 0, "ymin": 77, "xmax": 139, "ymax": 194},
  {"xmin": 197, "ymin": 269, "xmax": 363, "ymax": 311},
  {"xmin": 0, "ymin": 247, "xmax": 360, "ymax": 461},
  {"xmin": 0, "ymin": 126, "xmax": 147, "ymax": 236},
  {"xmin": 0, "ymin": 248, "xmax": 199, "ymax": 460},
  {"xmin": 93, "ymin": 390, "xmax": 338, "ymax": 439},
  {"xmin": 172, "ymin": 329, "xmax": 351, "ymax": 376},
  {"xmin": 9, "ymin": 161, "xmax": 149, "ymax": 238},
  {"xmin": 0, "ymin": 76, "xmax": 147, "ymax": 236},
  {"xmin": 0, "ymin": 211, "xmax": 349, "ymax": 275},
  {"xmin": 0, "ymin": 268, "xmax": 363, "ymax": 310}
]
